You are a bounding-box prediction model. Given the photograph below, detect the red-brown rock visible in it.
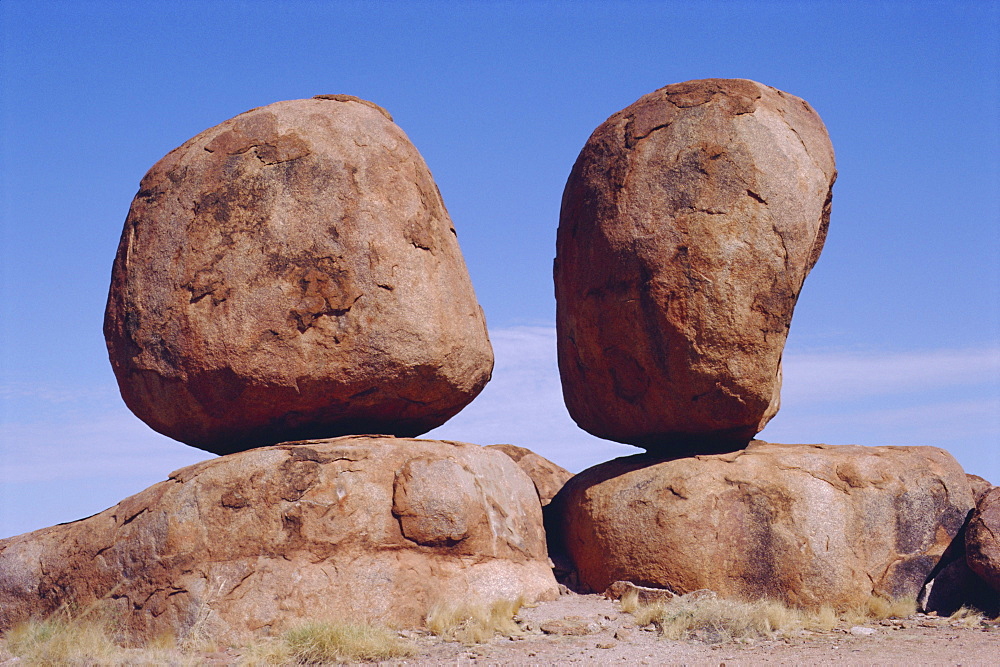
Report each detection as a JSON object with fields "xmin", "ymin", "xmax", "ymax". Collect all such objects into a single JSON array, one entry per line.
[
  {"xmin": 487, "ymin": 444, "xmax": 574, "ymax": 505},
  {"xmin": 966, "ymin": 486, "xmax": 1000, "ymax": 593},
  {"xmin": 104, "ymin": 96, "xmax": 493, "ymax": 455},
  {"xmin": 0, "ymin": 437, "xmax": 557, "ymax": 642},
  {"xmin": 549, "ymin": 442, "xmax": 972, "ymax": 609},
  {"xmin": 967, "ymin": 474, "xmax": 993, "ymax": 504},
  {"xmin": 555, "ymin": 79, "xmax": 836, "ymax": 450}
]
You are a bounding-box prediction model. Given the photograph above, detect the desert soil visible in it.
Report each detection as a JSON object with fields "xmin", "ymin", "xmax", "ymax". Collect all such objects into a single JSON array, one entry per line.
[
  {"xmin": 394, "ymin": 591, "xmax": 1000, "ymax": 666},
  {"xmin": 2, "ymin": 590, "xmax": 998, "ymax": 665}
]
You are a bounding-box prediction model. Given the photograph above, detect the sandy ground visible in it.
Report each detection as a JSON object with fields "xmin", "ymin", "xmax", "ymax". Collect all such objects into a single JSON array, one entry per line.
[
  {"xmin": 2, "ymin": 590, "xmax": 998, "ymax": 665},
  {"xmin": 387, "ymin": 591, "xmax": 1000, "ymax": 666}
]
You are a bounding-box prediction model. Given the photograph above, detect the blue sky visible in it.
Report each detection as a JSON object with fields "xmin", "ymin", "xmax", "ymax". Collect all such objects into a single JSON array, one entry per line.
[{"xmin": 1, "ymin": 1, "xmax": 997, "ymax": 538}]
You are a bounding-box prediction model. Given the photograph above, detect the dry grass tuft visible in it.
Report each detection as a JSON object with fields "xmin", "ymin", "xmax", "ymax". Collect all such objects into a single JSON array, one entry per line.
[
  {"xmin": 949, "ymin": 606, "xmax": 986, "ymax": 628},
  {"xmin": 174, "ymin": 579, "xmax": 228, "ymax": 653},
  {"xmin": 3, "ymin": 605, "xmax": 412, "ymax": 665},
  {"xmin": 885, "ymin": 595, "xmax": 919, "ymax": 619},
  {"xmin": 5, "ymin": 613, "xmax": 120, "ymax": 666},
  {"xmin": 627, "ymin": 591, "xmax": 920, "ymax": 643},
  {"xmin": 426, "ymin": 597, "xmax": 525, "ymax": 644},
  {"xmin": 841, "ymin": 594, "xmax": 917, "ymax": 626},
  {"xmin": 805, "ymin": 605, "xmax": 840, "ymax": 632},
  {"xmin": 278, "ymin": 621, "xmax": 415, "ymax": 664},
  {"xmin": 237, "ymin": 637, "xmax": 294, "ymax": 665},
  {"xmin": 863, "ymin": 594, "xmax": 893, "ymax": 620},
  {"xmin": 633, "ymin": 595, "xmax": 799, "ymax": 642},
  {"xmin": 2, "ymin": 610, "xmax": 206, "ymax": 666},
  {"xmin": 619, "ymin": 588, "xmax": 640, "ymax": 614}
]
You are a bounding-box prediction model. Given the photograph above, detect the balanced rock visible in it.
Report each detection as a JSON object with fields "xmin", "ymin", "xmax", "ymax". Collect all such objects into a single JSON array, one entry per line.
[
  {"xmin": 105, "ymin": 96, "xmax": 493, "ymax": 455},
  {"xmin": 549, "ymin": 442, "xmax": 972, "ymax": 609},
  {"xmin": 555, "ymin": 79, "xmax": 836, "ymax": 450},
  {"xmin": 0, "ymin": 437, "xmax": 557, "ymax": 642},
  {"xmin": 966, "ymin": 486, "xmax": 1000, "ymax": 593},
  {"xmin": 487, "ymin": 444, "xmax": 574, "ymax": 505}
]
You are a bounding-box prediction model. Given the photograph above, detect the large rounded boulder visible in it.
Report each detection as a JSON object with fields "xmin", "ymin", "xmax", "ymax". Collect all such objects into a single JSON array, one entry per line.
[
  {"xmin": 105, "ymin": 96, "xmax": 493, "ymax": 454},
  {"xmin": 554, "ymin": 79, "xmax": 836, "ymax": 451},
  {"xmin": 548, "ymin": 442, "xmax": 973, "ymax": 609},
  {"xmin": 0, "ymin": 437, "xmax": 558, "ymax": 643}
]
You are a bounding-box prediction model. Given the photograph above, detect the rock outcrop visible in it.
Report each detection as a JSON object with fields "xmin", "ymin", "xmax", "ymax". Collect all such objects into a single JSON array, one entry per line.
[
  {"xmin": 919, "ymin": 547, "xmax": 999, "ymax": 617},
  {"xmin": 919, "ymin": 476, "xmax": 999, "ymax": 616},
  {"xmin": 105, "ymin": 95, "xmax": 493, "ymax": 455},
  {"xmin": 487, "ymin": 444, "xmax": 574, "ymax": 505},
  {"xmin": 967, "ymin": 474, "xmax": 993, "ymax": 504},
  {"xmin": 554, "ymin": 79, "xmax": 836, "ymax": 451},
  {"xmin": 548, "ymin": 442, "xmax": 972, "ymax": 609},
  {"xmin": 966, "ymin": 486, "xmax": 1000, "ymax": 593},
  {"xmin": 0, "ymin": 437, "xmax": 557, "ymax": 642}
]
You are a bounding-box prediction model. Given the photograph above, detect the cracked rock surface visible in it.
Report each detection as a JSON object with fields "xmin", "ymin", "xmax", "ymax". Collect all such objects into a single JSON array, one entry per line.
[
  {"xmin": 547, "ymin": 442, "xmax": 972, "ymax": 608},
  {"xmin": 0, "ymin": 436, "xmax": 557, "ymax": 643},
  {"xmin": 104, "ymin": 95, "xmax": 493, "ymax": 455},
  {"xmin": 555, "ymin": 78, "xmax": 836, "ymax": 451}
]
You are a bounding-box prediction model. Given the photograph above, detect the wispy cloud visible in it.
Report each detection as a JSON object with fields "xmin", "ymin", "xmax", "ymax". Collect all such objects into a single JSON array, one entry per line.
[
  {"xmin": 427, "ymin": 326, "xmax": 634, "ymax": 472},
  {"xmin": 763, "ymin": 345, "xmax": 1000, "ymax": 478},
  {"xmin": 761, "ymin": 397, "xmax": 1000, "ymax": 444},
  {"xmin": 0, "ymin": 380, "xmax": 120, "ymax": 406},
  {"xmin": 1, "ymin": 411, "xmax": 210, "ymax": 483},
  {"xmin": 432, "ymin": 326, "xmax": 1000, "ymax": 480},
  {"xmin": 779, "ymin": 346, "xmax": 1000, "ymax": 403},
  {"xmin": 3, "ymin": 326, "xmax": 998, "ymax": 538},
  {"xmin": 1, "ymin": 384, "xmax": 212, "ymax": 536}
]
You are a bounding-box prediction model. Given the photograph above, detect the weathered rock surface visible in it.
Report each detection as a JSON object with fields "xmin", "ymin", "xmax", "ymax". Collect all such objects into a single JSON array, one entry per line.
[
  {"xmin": 0, "ymin": 437, "xmax": 557, "ymax": 642},
  {"xmin": 555, "ymin": 79, "xmax": 836, "ymax": 450},
  {"xmin": 105, "ymin": 95, "xmax": 493, "ymax": 455},
  {"xmin": 967, "ymin": 486, "xmax": 1000, "ymax": 593},
  {"xmin": 548, "ymin": 442, "xmax": 972, "ymax": 609},
  {"xmin": 487, "ymin": 444, "xmax": 574, "ymax": 505},
  {"xmin": 967, "ymin": 474, "xmax": 993, "ymax": 504}
]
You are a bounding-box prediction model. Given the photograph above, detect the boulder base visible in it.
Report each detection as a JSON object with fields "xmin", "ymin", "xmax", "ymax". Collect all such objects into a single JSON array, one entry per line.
[
  {"xmin": 0, "ymin": 437, "xmax": 557, "ymax": 642},
  {"xmin": 549, "ymin": 442, "xmax": 972, "ymax": 609},
  {"xmin": 104, "ymin": 96, "xmax": 493, "ymax": 455},
  {"xmin": 555, "ymin": 79, "xmax": 836, "ymax": 451}
]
